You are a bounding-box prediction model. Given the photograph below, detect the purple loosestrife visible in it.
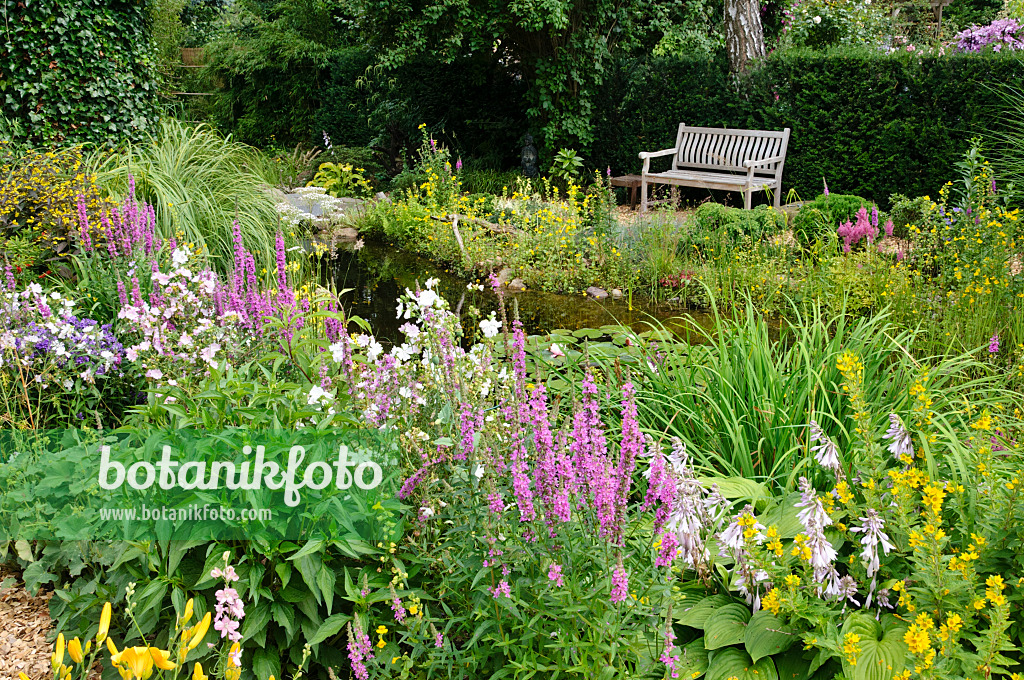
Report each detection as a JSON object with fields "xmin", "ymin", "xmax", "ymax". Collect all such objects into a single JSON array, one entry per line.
[
  {"xmin": 75, "ymin": 196, "xmax": 92, "ymax": 252},
  {"xmin": 275, "ymin": 231, "xmax": 293, "ymax": 306},
  {"xmin": 660, "ymin": 615, "xmax": 680, "ymax": 679},
  {"xmin": 547, "ymin": 563, "xmax": 564, "ymax": 587},
  {"xmin": 823, "ymin": 178, "xmax": 829, "ymax": 196},
  {"xmin": 346, "ymin": 622, "xmax": 374, "ymax": 680},
  {"xmin": 614, "ymin": 381, "xmax": 644, "ymax": 540},
  {"xmin": 989, "ymin": 334, "xmax": 1000, "ymax": 353},
  {"xmin": 531, "ymin": 384, "xmax": 573, "ymax": 523},
  {"xmin": 490, "ymin": 581, "xmax": 512, "ymax": 598},
  {"xmin": 609, "ymin": 558, "xmax": 629, "ymax": 603},
  {"xmin": 884, "ymin": 219, "xmax": 894, "ymax": 238}
]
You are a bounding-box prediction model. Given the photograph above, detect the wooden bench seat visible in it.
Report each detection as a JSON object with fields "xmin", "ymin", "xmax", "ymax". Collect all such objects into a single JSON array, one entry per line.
[{"xmin": 639, "ymin": 124, "xmax": 791, "ymax": 212}]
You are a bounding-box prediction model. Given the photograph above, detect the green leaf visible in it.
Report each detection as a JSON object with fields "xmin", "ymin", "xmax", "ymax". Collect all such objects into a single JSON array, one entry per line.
[
  {"xmin": 706, "ymin": 647, "xmax": 779, "ymax": 680},
  {"xmin": 676, "ymin": 594, "xmax": 733, "ymax": 628},
  {"xmin": 773, "ymin": 646, "xmax": 813, "ymax": 680},
  {"xmin": 677, "ymin": 639, "xmax": 710, "ymax": 679},
  {"xmin": 703, "ymin": 603, "xmax": 751, "ymax": 650},
  {"xmin": 840, "ymin": 612, "xmax": 907, "ymax": 680},
  {"xmin": 697, "ymin": 477, "xmax": 767, "ymax": 502},
  {"xmin": 744, "ymin": 611, "xmax": 796, "ymax": 662},
  {"xmin": 253, "ymin": 648, "xmax": 281, "ymax": 680},
  {"xmin": 307, "ymin": 613, "xmax": 351, "ymax": 646}
]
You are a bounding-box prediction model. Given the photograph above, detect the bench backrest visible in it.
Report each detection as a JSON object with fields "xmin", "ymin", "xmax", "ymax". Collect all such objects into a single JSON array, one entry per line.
[{"xmin": 673, "ymin": 125, "xmax": 790, "ymax": 178}]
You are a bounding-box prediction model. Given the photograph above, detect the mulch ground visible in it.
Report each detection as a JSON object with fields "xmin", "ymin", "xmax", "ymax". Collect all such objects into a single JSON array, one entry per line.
[{"xmin": 0, "ymin": 568, "xmax": 54, "ymax": 680}]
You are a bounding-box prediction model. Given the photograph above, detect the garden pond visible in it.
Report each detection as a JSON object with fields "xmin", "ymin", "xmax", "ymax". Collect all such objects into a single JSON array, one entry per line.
[{"xmin": 324, "ymin": 240, "xmax": 716, "ymax": 343}]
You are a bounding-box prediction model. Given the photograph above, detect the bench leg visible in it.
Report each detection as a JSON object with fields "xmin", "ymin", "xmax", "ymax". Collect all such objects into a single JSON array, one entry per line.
[
  {"xmin": 743, "ymin": 187, "xmax": 752, "ymax": 210},
  {"xmin": 774, "ymin": 184, "xmax": 782, "ymax": 209},
  {"xmin": 640, "ymin": 177, "xmax": 648, "ymax": 213}
]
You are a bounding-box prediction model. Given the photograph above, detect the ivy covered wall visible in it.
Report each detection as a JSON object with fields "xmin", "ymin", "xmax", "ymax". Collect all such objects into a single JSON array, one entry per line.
[{"xmin": 0, "ymin": 0, "xmax": 161, "ymax": 144}]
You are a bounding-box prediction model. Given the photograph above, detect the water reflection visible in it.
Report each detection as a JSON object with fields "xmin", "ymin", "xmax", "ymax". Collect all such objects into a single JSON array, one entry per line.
[{"xmin": 322, "ymin": 241, "xmax": 716, "ymax": 344}]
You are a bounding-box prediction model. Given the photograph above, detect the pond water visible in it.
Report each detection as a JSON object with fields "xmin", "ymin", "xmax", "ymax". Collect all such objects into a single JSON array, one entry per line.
[{"xmin": 322, "ymin": 241, "xmax": 716, "ymax": 343}]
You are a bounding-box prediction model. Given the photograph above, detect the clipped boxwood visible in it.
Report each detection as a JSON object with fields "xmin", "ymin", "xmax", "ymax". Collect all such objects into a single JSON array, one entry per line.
[{"xmin": 693, "ymin": 202, "xmax": 786, "ymax": 243}]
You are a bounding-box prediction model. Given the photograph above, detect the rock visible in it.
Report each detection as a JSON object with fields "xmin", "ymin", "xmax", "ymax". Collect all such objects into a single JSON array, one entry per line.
[
  {"xmin": 586, "ymin": 286, "xmax": 609, "ymax": 299},
  {"xmin": 335, "ymin": 227, "xmax": 358, "ymax": 241},
  {"xmin": 508, "ymin": 278, "xmax": 527, "ymax": 291},
  {"xmin": 375, "ymin": 191, "xmax": 391, "ymax": 203},
  {"xmin": 611, "ymin": 288, "xmax": 623, "ymax": 299},
  {"xmin": 494, "ymin": 267, "xmax": 515, "ymax": 286}
]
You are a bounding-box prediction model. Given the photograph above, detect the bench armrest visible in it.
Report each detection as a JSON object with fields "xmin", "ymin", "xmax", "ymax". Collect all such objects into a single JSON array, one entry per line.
[
  {"xmin": 640, "ymin": 148, "xmax": 677, "ymax": 174},
  {"xmin": 742, "ymin": 154, "xmax": 786, "ymax": 169},
  {"xmin": 638, "ymin": 148, "xmax": 678, "ymax": 160}
]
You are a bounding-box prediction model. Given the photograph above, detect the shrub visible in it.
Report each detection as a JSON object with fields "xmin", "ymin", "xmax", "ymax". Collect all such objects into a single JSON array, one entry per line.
[
  {"xmin": 791, "ymin": 193, "xmax": 871, "ymax": 244},
  {"xmin": 693, "ymin": 202, "xmax": 786, "ymax": 244},
  {"xmin": 0, "ymin": 144, "xmax": 117, "ymax": 267}
]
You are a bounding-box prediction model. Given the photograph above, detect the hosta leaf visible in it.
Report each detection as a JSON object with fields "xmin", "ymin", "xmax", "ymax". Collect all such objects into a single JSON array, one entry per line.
[
  {"xmin": 677, "ymin": 639, "xmax": 710, "ymax": 679},
  {"xmin": 703, "ymin": 603, "xmax": 752, "ymax": 649},
  {"xmin": 745, "ymin": 611, "xmax": 796, "ymax": 662},
  {"xmin": 841, "ymin": 612, "xmax": 907, "ymax": 680},
  {"xmin": 706, "ymin": 647, "xmax": 779, "ymax": 680},
  {"xmin": 676, "ymin": 594, "xmax": 733, "ymax": 628}
]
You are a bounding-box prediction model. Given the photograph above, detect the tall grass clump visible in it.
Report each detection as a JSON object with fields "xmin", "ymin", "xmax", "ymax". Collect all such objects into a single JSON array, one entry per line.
[
  {"xmin": 88, "ymin": 118, "xmax": 279, "ymax": 270},
  {"xmin": 631, "ymin": 296, "xmax": 1010, "ymax": 488}
]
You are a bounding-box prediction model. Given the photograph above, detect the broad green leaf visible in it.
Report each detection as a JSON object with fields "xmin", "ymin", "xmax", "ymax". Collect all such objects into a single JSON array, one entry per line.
[
  {"xmin": 773, "ymin": 646, "xmax": 813, "ymax": 680},
  {"xmin": 677, "ymin": 639, "xmax": 710, "ymax": 679},
  {"xmin": 744, "ymin": 611, "xmax": 796, "ymax": 662},
  {"xmin": 697, "ymin": 477, "xmax": 767, "ymax": 502},
  {"xmin": 841, "ymin": 612, "xmax": 907, "ymax": 680},
  {"xmin": 703, "ymin": 603, "xmax": 751, "ymax": 649},
  {"xmin": 307, "ymin": 613, "xmax": 351, "ymax": 646},
  {"xmin": 676, "ymin": 594, "xmax": 733, "ymax": 628},
  {"xmin": 707, "ymin": 647, "xmax": 779, "ymax": 680}
]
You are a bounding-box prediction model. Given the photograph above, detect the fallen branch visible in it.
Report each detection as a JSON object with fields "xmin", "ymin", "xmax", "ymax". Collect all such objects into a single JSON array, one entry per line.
[{"xmin": 430, "ymin": 213, "xmax": 512, "ymax": 234}]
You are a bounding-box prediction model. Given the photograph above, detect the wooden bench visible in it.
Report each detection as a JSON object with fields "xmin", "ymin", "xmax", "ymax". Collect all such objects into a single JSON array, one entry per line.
[{"xmin": 639, "ymin": 124, "xmax": 791, "ymax": 212}]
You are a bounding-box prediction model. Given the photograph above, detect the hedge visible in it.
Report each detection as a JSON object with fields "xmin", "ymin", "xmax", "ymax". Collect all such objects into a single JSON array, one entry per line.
[
  {"xmin": 591, "ymin": 49, "xmax": 1024, "ymax": 205},
  {"xmin": 0, "ymin": 0, "xmax": 160, "ymax": 145}
]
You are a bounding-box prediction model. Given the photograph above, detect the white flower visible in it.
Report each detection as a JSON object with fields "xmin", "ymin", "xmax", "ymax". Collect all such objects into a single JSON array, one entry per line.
[
  {"xmin": 307, "ymin": 385, "xmax": 330, "ymax": 405},
  {"xmin": 417, "ymin": 289, "xmax": 440, "ymax": 309},
  {"xmin": 146, "ymin": 368, "xmax": 164, "ymax": 380},
  {"xmin": 178, "ymin": 333, "xmax": 194, "ymax": 348},
  {"xmin": 809, "ymin": 420, "xmax": 841, "ymax": 473},
  {"xmin": 549, "ymin": 343, "xmax": 565, "ymax": 358},
  {"xmin": 479, "ymin": 317, "xmax": 502, "ymax": 338},
  {"xmin": 367, "ymin": 340, "xmax": 384, "ymax": 361},
  {"xmin": 419, "ymin": 506, "xmax": 435, "ymax": 519},
  {"xmin": 172, "ymin": 248, "xmax": 189, "ymax": 266},
  {"xmin": 392, "ymin": 344, "xmax": 412, "ymax": 362},
  {"xmin": 473, "ymin": 464, "xmax": 486, "ymax": 479},
  {"xmin": 329, "ymin": 341, "xmax": 347, "ymax": 363},
  {"xmin": 883, "ymin": 413, "xmax": 914, "ymax": 460},
  {"xmin": 813, "ymin": 15, "xmax": 822, "ymax": 22},
  {"xmin": 424, "ymin": 277, "xmax": 440, "ymax": 289}
]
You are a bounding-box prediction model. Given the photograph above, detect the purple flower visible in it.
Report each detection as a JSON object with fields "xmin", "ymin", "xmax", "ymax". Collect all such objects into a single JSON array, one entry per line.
[
  {"xmin": 823, "ymin": 178, "xmax": 829, "ymax": 196},
  {"xmin": 455, "ymin": 158, "xmax": 462, "ymax": 171},
  {"xmin": 609, "ymin": 561, "xmax": 629, "ymax": 602},
  {"xmin": 989, "ymin": 334, "xmax": 1000, "ymax": 353},
  {"xmin": 548, "ymin": 563, "xmax": 564, "ymax": 587},
  {"xmin": 955, "ymin": 19, "xmax": 1024, "ymax": 53}
]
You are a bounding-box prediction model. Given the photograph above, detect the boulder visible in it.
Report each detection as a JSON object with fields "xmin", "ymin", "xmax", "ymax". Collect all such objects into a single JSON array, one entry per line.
[
  {"xmin": 508, "ymin": 278, "xmax": 527, "ymax": 291},
  {"xmin": 611, "ymin": 288, "xmax": 623, "ymax": 299},
  {"xmin": 586, "ymin": 286, "xmax": 609, "ymax": 299}
]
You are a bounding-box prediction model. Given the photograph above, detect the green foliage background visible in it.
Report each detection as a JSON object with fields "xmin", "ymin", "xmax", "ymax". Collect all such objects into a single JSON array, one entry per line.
[
  {"xmin": 591, "ymin": 49, "xmax": 1024, "ymax": 205},
  {"xmin": 0, "ymin": 0, "xmax": 161, "ymax": 145}
]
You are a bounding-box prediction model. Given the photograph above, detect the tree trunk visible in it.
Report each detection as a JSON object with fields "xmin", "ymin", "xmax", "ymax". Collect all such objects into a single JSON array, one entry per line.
[{"xmin": 725, "ymin": 0, "xmax": 766, "ymax": 73}]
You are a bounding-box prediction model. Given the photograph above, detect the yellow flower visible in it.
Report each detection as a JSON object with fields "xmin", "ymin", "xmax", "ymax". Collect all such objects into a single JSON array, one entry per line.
[
  {"xmin": 180, "ymin": 598, "xmax": 194, "ymax": 626},
  {"xmin": 97, "ymin": 602, "xmax": 112, "ymax": 643},
  {"xmin": 376, "ymin": 625, "xmax": 388, "ymax": 635},
  {"xmin": 187, "ymin": 613, "xmax": 212, "ymax": 651},
  {"xmin": 52, "ymin": 633, "xmax": 66, "ymax": 669},
  {"xmin": 842, "ymin": 633, "xmax": 861, "ymax": 666},
  {"xmin": 377, "ymin": 637, "xmax": 387, "ymax": 649},
  {"xmin": 192, "ymin": 663, "xmax": 208, "ymax": 680},
  {"xmin": 68, "ymin": 637, "xmax": 84, "ymax": 664}
]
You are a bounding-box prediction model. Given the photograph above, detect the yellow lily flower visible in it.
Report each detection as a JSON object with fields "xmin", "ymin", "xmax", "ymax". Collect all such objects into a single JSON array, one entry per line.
[
  {"xmin": 97, "ymin": 602, "xmax": 112, "ymax": 643},
  {"xmin": 111, "ymin": 647, "xmax": 155, "ymax": 680},
  {"xmin": 52, "ymin": 632, "xmax": 66, "ymax": 669},
  {"xmin": 181, "ymin": 599, "xmax": 194, "ymax": 626},
  {"xmin": 192, "ymin": 662, "xmax": 208, "ymax": 680},
  {"xmin": 186, "ymin": 612, "xmax": 212, "ymax": 652},
  {"xmin": 19, "ymin": 674, "xmax": 31, "ymax": 680},
  {"xmin": 107, "ymin": 637, "xmax": 120, "ymax": 658},
  {"xmin": 68, "ymin": 637, "xmax": 84, "ymax": 664},
  {"xmin": 150, "ymin": 647, "xmax": 177, "ymax": 670}
]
